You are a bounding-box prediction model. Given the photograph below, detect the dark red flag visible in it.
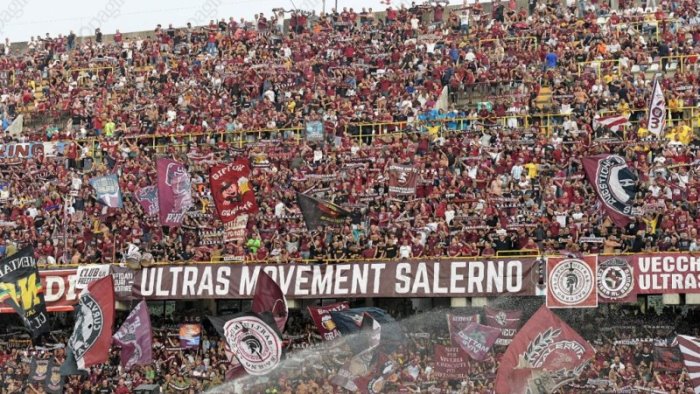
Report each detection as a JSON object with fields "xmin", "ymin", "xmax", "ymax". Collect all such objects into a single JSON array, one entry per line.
[
  {"xmin": 484, "ymin": 306, "xmax": 522, "ymax": 346},
  {"xmin": 582, "ymin": 154, "xmax": 637, "ymax": 228},
  {"xmin": 307, "ymin": 302, "xmax": 349, "ymax": 341},
  {"xmin": 210, "ymin": 159, "xmax": 258, "ymax": 241},
  {"xmin": 61, "ymin": 275, "xmax": 115, "ymax": 374},
  {"xmin": 494, "ymin": 305, "xmax": 595, "ymax": 394},
  {"xmin": 251, "ymin": 271, "xmax": 288, "ymax": 332}
]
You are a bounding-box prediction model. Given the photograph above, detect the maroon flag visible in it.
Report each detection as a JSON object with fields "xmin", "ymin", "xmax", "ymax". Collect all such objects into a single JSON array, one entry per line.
[
  {"xmin": 353, "ymin": 353, "xmax": 397, "ymax": 394},
  {"xmin": 494, "ymin": 305, "xmax": 595, "ymax": 394},
  {"xmin": 134, "ymin": 186, "xmax": 159, "ymax": 216},
  {"xmin": 452, "ymin": 322, "xmax": 501, "ymax": 361},
  {"xmin": 112, "ymin": 300, "xmax": 152, "ymax": 370},
  {"xmin": 387, "ymin": 164, "xmax": 419, "ymax": 195},
  {"xmin": 251, "ymin": 271, "xmax": 288, "ymax": 332},
  {"xmin": 446, "ymin": 313, "xmax": 479, "ymax": 338},
  {"xmin": 433, "ymin": 345, "xmax": 469, "ymax": 380},
  {"xmin": 210, "ymin": 159, "xmax": 258, "ymax": 241},
  {"xmin": 484, "ymin": 306, "xmax": 522, "ymax": 346},
  {"xmin": 677, "ymin": 335, "xmax": 700, "ymax": 392},
  {"xmin": 308, "ymin": 302, "xmax": 349, "ymax": 341},
  {"xmin": 62, "ymin": 275, "xmax": 115, "ymax": 374},
  {"xmin": 157, "ymin": 158, "xmax": 193, "ymax": 227},
  {"xmin": 582, "ymin": 154, "xmax": 637, "ymax": 227}
]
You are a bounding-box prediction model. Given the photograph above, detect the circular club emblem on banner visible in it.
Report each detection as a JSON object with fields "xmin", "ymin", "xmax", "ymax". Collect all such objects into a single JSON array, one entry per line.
[
  {"xmin": 597, "ymin": 258, "xmax": 633, "ymax": 300},
  {"xmin": 223, "ymin": 315, "xmax": 282, "ymax": 376},
  {"xmin": 549, "ymin": 259, "xmax": 595, "ymax": 306}
]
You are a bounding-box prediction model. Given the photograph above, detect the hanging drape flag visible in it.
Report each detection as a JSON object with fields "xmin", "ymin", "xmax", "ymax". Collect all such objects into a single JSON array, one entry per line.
[
  {"xmin": 677, "ymin": 335, "xmax": 700, "ymax": 393},
  {"xmin": 494, "ymin": 305, "xmax": 595, "ymax": 394},
  {"xmin": 582, "ymin": 154, "xmax": 637, "ymax": 228},
  {"xmin": 89, "ymin": 174, "xmax": 123, "ymax": 208},
  {"xmin": 209, "ymin": 159, "xmax": 259, "ymax": 221},
  {"xmin": 452, "ymin": 322, "xmax": 501, "ymax": 361},
  {"xmin": 113, "ymin": 300, "xmax": 153, "ymax": 370},
  {"xmin": 251, "ymin": 271, "xmax": 288, "ymax": 332},
  {"xmin": 209, "ymin": 312, "xmax": 283, "ymax": 376},
  {"xmin": 297, "ymin": 192, "xmax": 351, "ymax": 231},
  {"xmin": 157, "ymin": 158, "xmax": 193, "ymax": 227},
  {"xmin": 647, "ymin": 78, "xmax": 666, "ymax": 137},
  {"xmin": 0, "ymin": 247, "xmax": 49, "ymax": 337},
  {"xmin": 135, "ymin": 186, "xmax": 159, "ymax": 216},
  {"xmin": 61, "ymin": 275, "xmax": 115, "ymax": 375}
]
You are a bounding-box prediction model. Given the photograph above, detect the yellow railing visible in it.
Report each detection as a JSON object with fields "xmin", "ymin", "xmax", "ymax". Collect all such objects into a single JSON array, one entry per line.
[{"xmin": 578, "ymin": 59, "xmax": 622, "ymax": 78}]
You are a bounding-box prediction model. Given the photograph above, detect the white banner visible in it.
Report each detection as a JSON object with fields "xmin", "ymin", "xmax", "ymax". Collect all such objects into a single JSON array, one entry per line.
[
  {"xmin": 647, "ymin": 78, "xmax": 666, "ymax": 137},
  {"xmin": 75, "ymin": 264, "xmax": 111, "ymax": 290}
]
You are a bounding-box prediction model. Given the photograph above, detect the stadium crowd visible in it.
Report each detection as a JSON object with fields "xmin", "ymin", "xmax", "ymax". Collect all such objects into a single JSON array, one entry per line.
[
  {"xmin": 0, "ymin": 0, "xmax": 698, "ymax": 265},
  {"xmin": 0, "ymin": 303, "xmax": 698, "ymax": 393},
  {"xmin": 0, "ymin": 0, "xmax": 699, "ymax": 265}
]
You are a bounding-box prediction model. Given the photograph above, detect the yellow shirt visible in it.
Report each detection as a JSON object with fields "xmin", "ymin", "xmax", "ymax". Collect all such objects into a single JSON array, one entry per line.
[
  {"xmin": 643, "ymin": 215, "xmax": 658, "ymax": 234},
  {"xmin": 677, "ymin": 126, "xmax": 692, "ymax": 145},
  {"xmin": 104, "ymin": 121, "xmax": 116, "ymax": 137},
  {"xmin": 637, "ymin": 126, "xmax": 649, "ymax": 138},
  {"xmin": 427, "ymin": 125, "xmax": 440, "ymax": 140},
  {"xmin": 524, "ymin": 163, "xmax": 538, "ymax": 178},
  {"xmin": 618, "ymin": 102, "xmax": 630, "ymax": 117}
]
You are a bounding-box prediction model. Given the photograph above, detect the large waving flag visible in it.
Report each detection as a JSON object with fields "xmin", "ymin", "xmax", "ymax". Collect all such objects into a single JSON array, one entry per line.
[
  {"xmin": 582, "ymin": 154, "xmax": 637, "ymax": 228},
  {"xmin": 209, "ymin": 312, "xmax": 283, "ymax": 376},
  {"xmin": 494, "ymin": 305, "xmax": 595, "ymax": 394},
  {"xmin": 647, "ymin": 78, "xmax": 666, "ymax": 137},
  {"xmin": 0, "ymin": 247, "xmax": 49, "ymax": 337},
  {"xmin": 331, "ymin": 313, "xmax": 382, "ymax": 391},
  {"xmin": 90, "ymin": 174, "xmax": 123, "ymax": 208},
  {"xmin": 113, "ymin": 300, "xmax": 153, "ymax": 370},
  {"xmin": 677, "ymin": 335, "xmax": 700, "ymax": 393},
  {"xmin": 592, "ymin": 113, "xmax": 630, "ymax": 133},
  {"xmin": 251, "ymin": 271, "xmax": 288, "ymax": 332},
  {"xmin": 62, "ymin": 275, "xmax": 115, "ymax": 375},
  {"xmin": 330, "ymin": 307, "xmax": 403, "ymax": 351},
  {"xmin": 157, "ymin": 158, "xmax": 193, "ymax": 227}
]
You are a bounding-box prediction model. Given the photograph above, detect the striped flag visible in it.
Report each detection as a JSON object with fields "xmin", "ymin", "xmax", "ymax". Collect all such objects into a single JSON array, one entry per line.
[
  {"xmin": 677, "ymin": 335, "xmax": 700, "ymax": 393},
  {"xmin": 592, "ymin": 114, "xmax": 630, "ymax": 132},
  {"xmin": 647, "ymin": 78, "xmax": 666, "ymax": 137}
]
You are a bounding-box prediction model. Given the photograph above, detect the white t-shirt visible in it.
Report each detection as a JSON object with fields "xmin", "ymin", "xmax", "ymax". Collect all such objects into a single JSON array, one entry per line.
[
  {"xmin": 275, "ymin": 202, "xmax": 286, "ymax": 217},
  {"xmin": 399, "ymin": 245, "xmax": 412, "ymax": 258}
]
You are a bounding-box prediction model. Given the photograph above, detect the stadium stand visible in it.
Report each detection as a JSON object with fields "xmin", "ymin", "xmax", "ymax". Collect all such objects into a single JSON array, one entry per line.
[{"xmin": 1, "ymin": 0, "xmax": 700, "ymax": 392}]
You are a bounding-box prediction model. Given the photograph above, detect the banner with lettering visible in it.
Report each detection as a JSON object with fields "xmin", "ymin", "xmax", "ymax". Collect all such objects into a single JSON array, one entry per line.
[
  {"xmin": 388, "ymin": 164, "xmax": 419, "ymax": 195},
  {"xmin": 157, "ymin": 158, "xmax": 193, "ymax": 227},
  {"xmin": 131, "ymin": 259, "xmax": 538, "ymax": 299},
  {"xmin": 75, "ymin": 264, "xmax": 111, "ymax": 290},
  {"xmin": 451, "ymin": 322, "xmax": 501, "ymax": 361},
  {"xmin": 0, "ymin": 247, "xmax": 49, "ymax": 337},
  {"xmin": 308, "ymin": 302, "xmax": 349, "ymax": 341},
  {"xmin": 484, "ymin": 307, "xmax": 522, "ymax": 346},
  {"xmin": 209, "ymin": 159, "xmax": 259, "ymax": 242},
  {"xmin": 582, "ymin": 154, "xmax": 637, "ymax": 228},
  {"xmin": 647, "ymin": 78, "xmax": 666, "ymax": 137},
  {"xmin": 433, "ymin": 345, "xmax": 469, "ymax": 380},
  {"xmin": 547, "ymin": 256, "xmax": 599, "ymax": 308}
]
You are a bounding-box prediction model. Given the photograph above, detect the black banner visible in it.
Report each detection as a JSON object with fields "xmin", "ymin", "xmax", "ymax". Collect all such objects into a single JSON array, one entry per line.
[
  {"xmin": 297, "ymin": 193, "xmax": 351, "ymax": 231},
  {"xmin": 0, "ymin": 247, "xmax": 49, "ymax": 337}
]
